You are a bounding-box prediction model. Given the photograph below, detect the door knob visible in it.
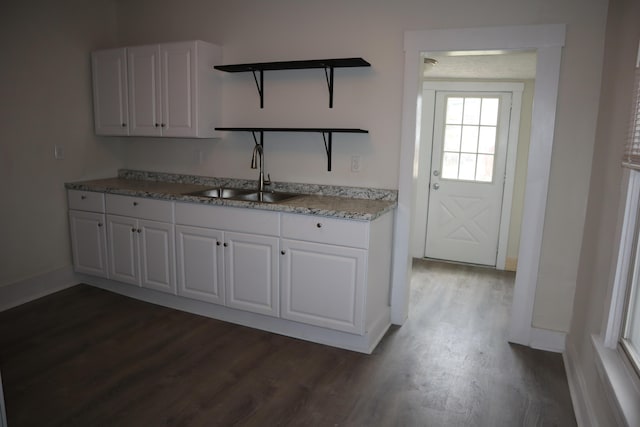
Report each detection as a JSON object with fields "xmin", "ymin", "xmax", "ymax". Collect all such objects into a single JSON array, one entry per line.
[{"xmin": 432, "ymin": 183, "xmax": 440, "ymax": 190}]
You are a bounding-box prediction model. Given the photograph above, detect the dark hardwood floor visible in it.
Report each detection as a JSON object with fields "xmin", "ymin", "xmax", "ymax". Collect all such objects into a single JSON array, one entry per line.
[{"xmin": 0, "ymin": 259, "xmax": 576, "ymax": 426}]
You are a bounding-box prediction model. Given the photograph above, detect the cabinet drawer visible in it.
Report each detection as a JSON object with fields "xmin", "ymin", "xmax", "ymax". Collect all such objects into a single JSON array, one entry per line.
[
  {"xmin": 281, "ymin": 213, "xmax": 369, "ymax": 248},
  {"xmin": 175, "ymin": 203, "xmax": 280, "ymax": 236},
  {"xmin": 106, "ymin": 194, "xmax": 174, "ymax": 222},
  {"xmin": 67, "ymin": 190, "xmax": 105, "ymax": 212}
]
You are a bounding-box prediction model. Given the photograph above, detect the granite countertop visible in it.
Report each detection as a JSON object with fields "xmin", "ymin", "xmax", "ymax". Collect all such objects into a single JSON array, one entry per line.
[{"xmin": 65, "ymin": 170, "xmax": 397, "ymax": 221}]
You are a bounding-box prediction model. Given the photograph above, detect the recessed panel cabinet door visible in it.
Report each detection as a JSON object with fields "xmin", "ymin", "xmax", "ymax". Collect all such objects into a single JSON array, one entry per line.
[
  {"xmin": 176, "ymin": 225, "xmax": 224, "ymax": 304},
  {"xmin": 68, "ymin": 211, "xmax": 108, "ymax": 278},
  {"xmin": 107, "ymin": 214, "xmax": 139, "ymax": 286},
  {"xmin": 161, "ymin": 41, "xmax": 198, "ymax": 137},
  {"xmin": 91, "ymin": 48, "xmax": 129, "ymax": 135},
  {"xmin": 139, "ymin": 220, "xmax": 176, "ymax": 294},
  {"xmin": 127, "ymin": 45, "xmax": 162, "ymax": 136},
  {"xmin": 225, "ymin": 232, "xmax": 279, "ymax": 317},
  {"xmin": 281, "ymin": 239, "xmax": 366, "ymax": 334}
]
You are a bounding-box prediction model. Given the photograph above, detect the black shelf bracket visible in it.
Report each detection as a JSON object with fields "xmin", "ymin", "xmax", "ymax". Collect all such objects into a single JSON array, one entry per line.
[
  {"xmin": 323, "ymin": 66, "xmax": 335, "ymax": 108},
  {"xmin": 215, "ymin": 127, "xmax": 368, "ymax": 172},
  {"xmin": 321, "ymin": 131, "xmax": 333, "ymax": 171},
  {"xmin": 251, "ymin": 70, "xmax": 264, "ymax": 109}
]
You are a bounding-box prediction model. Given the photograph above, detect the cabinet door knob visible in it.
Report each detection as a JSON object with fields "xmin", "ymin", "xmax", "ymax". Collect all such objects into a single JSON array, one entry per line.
[
  {"xmin": 98, "ymin": 223, "xmax": 103, "ymax": 227},
  {"xmin": 161, "ymin": 123, "xmax": 166, "ymax": 128},
  {"xmin": 281, "ymin": 250, "xmax": 286, "ymax": 255},
  {"xmin": 223, "ymin": 242, "xmax": 228, "ymax": 247},
  {"xmin": 216, "ymin": 241, "xmax": 221, "ymax": 246},
  {"xmin": 154, "ymin": 123, "xmax": 159, "ymax": 128},
  {"xmin": 316, "ymin": 223, "xmax": 322, "ymax": 228},
  {"xmin": 122, "ymin": 123, "xmax": 127, "ymax": 127},
  {"xmin": 131, "ymin": 228, "xmax": 136, "ymax": 232},
  {"xmin": 80, "ymin": 195, "xmax": 86, "ymax": 200},
  {"xmin": 137, "ymin": 228, "xmax": 142, "ymax": 233},
  {"xmin": 133, "ymin": 201, "xmax": 138, "ymax": 206}
]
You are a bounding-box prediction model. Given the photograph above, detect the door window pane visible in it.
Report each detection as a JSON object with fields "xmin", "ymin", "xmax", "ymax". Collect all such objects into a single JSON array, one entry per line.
[
  {"xmin": 444, "ymin": 125, "xmax": 462, "ymax": 151},
  {"xmin": 442, "ymin": 153, "xmax": 459, "ymax": 179},
  {"xmin": 459, "ymin": 153, "xmax": 477, "ymax": 180},
  {"xmin": 461, "ymin": 126, "xmax": 479, "ymax": 152},
  {"xmin": 478, "ymin": 127, "xmax": 497, "ymax": 154},
  {"xmin": 446, "ymin": 98, "xmax": 464, "ymax": 124},
  {"xmin": 440, "ymin": 96, "xmax": 499, "ymax": 182},
  {"xmin": 463, "ymin": 98, "xmax": 481, "ymax": 125},
  {"xmin": 481, "ymin": 98, "xmax": 500, "ymax": 126}
]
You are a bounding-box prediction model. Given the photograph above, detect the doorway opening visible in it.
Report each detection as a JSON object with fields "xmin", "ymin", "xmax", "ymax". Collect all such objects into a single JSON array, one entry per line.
[{"xmin": 392, "ymin": 25, "xmax": 565, "ymax": 348}]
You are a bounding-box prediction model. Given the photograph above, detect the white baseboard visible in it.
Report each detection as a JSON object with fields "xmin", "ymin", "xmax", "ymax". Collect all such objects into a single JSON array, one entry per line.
[
  {"xmin": 563, "ymin": 343, "xmax": 597, "ymax": 427},
  {"xmin": 530, "ymin": 327, "xmax": 566, "ymax": 352},
  {"xmin": 0, "ymin": 266, "xmax": 77, "ymax": 312}
]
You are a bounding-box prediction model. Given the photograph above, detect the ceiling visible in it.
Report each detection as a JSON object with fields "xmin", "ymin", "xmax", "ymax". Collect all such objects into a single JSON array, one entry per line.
[{"xmin": 423, "ymin": 51, "xmax": 537, "ymax": 80}]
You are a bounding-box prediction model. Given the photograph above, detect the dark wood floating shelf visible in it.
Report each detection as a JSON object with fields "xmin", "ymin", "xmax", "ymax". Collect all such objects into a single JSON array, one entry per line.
[
  {"xmin": 216, "ymin": 127, "xmax": 369, "ymax": 171},
  {"xmin": 214, "ymin": 58, "xmax": 371, "ymax": 108}
]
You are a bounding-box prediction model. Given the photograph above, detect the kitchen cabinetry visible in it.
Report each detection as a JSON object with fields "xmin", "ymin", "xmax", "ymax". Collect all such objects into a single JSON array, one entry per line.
[
  {"xmin": 175, "ymin": 203, "xmax": 280, "ymax": 317},
  {"xmin": 91, "ymin": 40, "xmax": 221, "ymax": 138},
  {"xmin": 106, "ymin": 194, "xmax": 176, "ymax": 294},
  {"xmin": 68, "ymin": 190, "xmax": 108, "ymax": 278},
  {"xmin": 280, "ymin": 214, "xmax": 372, "ymax": 334}
]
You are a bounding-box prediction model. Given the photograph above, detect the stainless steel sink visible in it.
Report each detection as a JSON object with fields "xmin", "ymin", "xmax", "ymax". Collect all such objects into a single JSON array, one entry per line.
[
  {"xmin": 186, "ymin": 188, "xmax": 300, "ymax": 203},
  {"xmin": 186, "ymin": 188, "xmax": 255, "ymax": 199},
  {"xmin": 231, "ymin": 191, "xmax": 300, "ymax": 203}
]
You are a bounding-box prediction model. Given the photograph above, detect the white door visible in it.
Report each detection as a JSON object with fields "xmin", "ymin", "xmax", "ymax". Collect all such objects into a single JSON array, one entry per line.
[
  {"xmin": 160, "ymin": 41, "xmax": 197, "ymax": 137},
  {"xmin": 425, "ymin": 92, "xmax": 512, "ymax": 266},
  {"xmin": 127, "ymin": 45, "xmax": 162, "ymax": 136},
  {"xmin": 91, "ymin": 48, "xmax": 129, "ymax": 135},
  {"xmin": 139, "ymin": 220, "xmax": 176, "ymax": 294},
  {"xmin": 69, "ymin": 211, "xmax": 108, "ymax": 278},
  {"xmin": 224, "ymin": 232, "xmax": 279, "ymax": 317},
  {"xmin": 176, "ymin": 225, "xmax": 225, "ymax": 305},
  {"xmin": 280, "ymin": 239, "xmax": 366, "ymax": 334},
  {"xmin": 107, "ymin": 214, "xmax": 140, "ymax": 285}
]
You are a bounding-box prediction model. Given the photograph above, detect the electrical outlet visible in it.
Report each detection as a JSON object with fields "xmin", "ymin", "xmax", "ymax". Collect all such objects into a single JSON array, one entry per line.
[
  {"xmin": 54, "ymin": 145, "xmax": 64, "ymax": 160},
  {"xmin": 351, "ymin": 155, "xmax": 361, "ymax": 173}
]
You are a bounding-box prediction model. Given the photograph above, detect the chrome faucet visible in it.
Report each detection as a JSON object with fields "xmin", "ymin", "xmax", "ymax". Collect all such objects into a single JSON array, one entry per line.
[{"xmin": 251, "ymin": 144, "xmax": 271, "ymax": 192}]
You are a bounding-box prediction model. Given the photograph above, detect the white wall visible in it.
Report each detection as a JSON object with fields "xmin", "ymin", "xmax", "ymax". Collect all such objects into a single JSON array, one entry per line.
[
  {"xmin": 0, "ymin": 0, "xmax": 124, "ymax": 288},
  {"xmin": 567, "ymin": 0, "xmax": 640, "ymax": 423},
  {"xmin": 115, "ymin": 0, "xmax": 608, "ymax": 333}
]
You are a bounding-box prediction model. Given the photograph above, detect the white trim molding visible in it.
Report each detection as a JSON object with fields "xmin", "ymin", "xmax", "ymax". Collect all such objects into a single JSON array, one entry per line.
[
  {"xmin": 392, "ymin": 24, "xmax": 566, "ymax": 351},
  {"xmin": 564, "ymin": 342, "xmax": 598, "ymax": 427},
  {"xmin": 529, "ymin": 327, "xmax": 566, "ymax": 352},
  {"xmin": 0, "ymin": 266, "xmax": 77, "ymax": 312}
]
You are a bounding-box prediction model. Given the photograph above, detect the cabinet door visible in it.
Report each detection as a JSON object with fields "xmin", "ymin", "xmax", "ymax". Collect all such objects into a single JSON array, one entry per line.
[
  {"xmin": 91, "ymin": 48, "xmax": 129, "ymax": 135},
  {"xmin": 139, "ymin": 220, "xmax": 176, "ymax": 294},
  {"xmin": 127, "ymin": 45, "xmax": 162, "ymax": 136},
  {"xmin": 69, "ymin": 211, "xmax": 108, "ymax": 278},
  {"xmin": 281, "ymin": 239, "xmax": 366, "ymax": 334},
  {"xmin": 160, "ymin": 41, "xmax": 198, "ymax": 137},
  {"xmin": 225, "ymin": 232, "xmax": 279, "ymax": 317},
  {"xmin": 107, "ymin": 215, "xmax": 140, "ymax": 286},
  {"xmin": 176, "ymin": 225, "xmax": 224, "ymax": 304}
]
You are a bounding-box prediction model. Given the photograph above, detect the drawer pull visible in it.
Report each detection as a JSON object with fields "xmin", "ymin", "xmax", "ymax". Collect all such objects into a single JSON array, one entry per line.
[
  {"xmin": 316, "ymin": 223, "xmax": 322, "ymax": 228},
  {"xmin": 80, "ymin": 195, "xmax": 86, "ymax": 200},
  {"xmin": 133, "ymin": 201, "xmax": 138, "ymax": 206},
  {"xmin": 281, "ymin": 250, "xmax": 286, "ymax": 255}
]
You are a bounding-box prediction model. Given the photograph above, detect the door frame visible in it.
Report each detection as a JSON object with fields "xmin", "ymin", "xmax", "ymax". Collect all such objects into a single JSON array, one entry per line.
[
  {"xmin": 391, "ymin": 24, "xmax": 566, "ymax": 347},
  {"xmin": 412, "ymin": 81, "xmax": 524, "ymax": 269}
]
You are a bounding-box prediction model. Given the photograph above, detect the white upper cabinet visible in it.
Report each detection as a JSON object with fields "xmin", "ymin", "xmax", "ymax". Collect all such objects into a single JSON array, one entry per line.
[
  {"xmin": 91, "ymin": 48, "xmax": 129, "ymax": 135},
  {"xmin": 91, "ymin": 40, "xmax": 221, "ymax": 138}
]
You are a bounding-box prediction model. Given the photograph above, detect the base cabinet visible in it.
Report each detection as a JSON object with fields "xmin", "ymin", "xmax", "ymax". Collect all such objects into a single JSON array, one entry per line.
[
  {"xmin": 281, "ymin": 239, "xmax": 366, "ymax": 334},
  {"xmin": 69, "ymin": 210, "xmax": 108, "ymax": 278},
  {"xmin": 107, "ymin": 215, "xmax": 176, "ymax": 293}
]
